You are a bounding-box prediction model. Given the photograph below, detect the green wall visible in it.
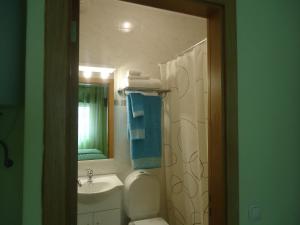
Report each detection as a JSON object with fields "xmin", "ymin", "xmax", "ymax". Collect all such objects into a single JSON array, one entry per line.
[
  {"xmin": 0, "ymin": 1, "xmax": 25, "ymax": 225},
  {"xmin": 0, "ymin": 109, "xmax": 24, "ymax": 225},
  {"xmin": 237, "ymin": 0, "xmax": 300, "ymax": 224},
  {"xmin": 0, "ymin": 1, "xmax": 25, "ymax": 106},
  {"xmin": 22, "ymin": 0, "xmax": 45, "ymax": 225}
]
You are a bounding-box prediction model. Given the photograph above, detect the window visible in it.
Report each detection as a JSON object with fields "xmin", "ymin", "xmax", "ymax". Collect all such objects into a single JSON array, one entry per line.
[
  {"xmin": 78, "ymin": 104, "xmax": 90, "ymax": 147},
  {"xmin": 77, "ymin": 84, "xmax": 110, "ymax": 160}
]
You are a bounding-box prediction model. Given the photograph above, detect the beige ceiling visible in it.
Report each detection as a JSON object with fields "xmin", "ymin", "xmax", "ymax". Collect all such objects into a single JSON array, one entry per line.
[{"xmin": 80, "ymin": 0, "xmax": 207, "ymax": 78}]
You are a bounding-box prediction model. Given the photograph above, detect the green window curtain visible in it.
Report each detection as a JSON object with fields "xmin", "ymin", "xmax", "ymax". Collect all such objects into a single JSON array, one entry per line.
[{"xmin": 78, "ymin": 85, "xmax": 108, "ymax": 156}]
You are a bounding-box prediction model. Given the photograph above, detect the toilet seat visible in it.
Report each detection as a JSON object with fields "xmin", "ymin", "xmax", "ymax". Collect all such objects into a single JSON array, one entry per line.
[{"xmin": 129, "ymin": 217, "xmax": 168, "ymax": 225}]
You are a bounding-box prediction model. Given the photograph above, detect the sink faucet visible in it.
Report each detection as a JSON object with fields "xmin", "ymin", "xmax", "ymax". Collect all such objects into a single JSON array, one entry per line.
[{"xmin": 87, "ymin": 168, "xmax": 93, "ymax": 183}]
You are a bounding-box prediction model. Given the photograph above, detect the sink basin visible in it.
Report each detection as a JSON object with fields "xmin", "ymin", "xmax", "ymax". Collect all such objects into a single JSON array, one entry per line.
[{"xmin": 78, "ymin": 174, "xmax": 123, "ymax": 197}]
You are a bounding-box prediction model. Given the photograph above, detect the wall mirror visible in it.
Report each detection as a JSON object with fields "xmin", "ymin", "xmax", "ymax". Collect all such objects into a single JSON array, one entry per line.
[{"xmin": 78, "ymin": 75, "xmax": 114, "ymax": 161}]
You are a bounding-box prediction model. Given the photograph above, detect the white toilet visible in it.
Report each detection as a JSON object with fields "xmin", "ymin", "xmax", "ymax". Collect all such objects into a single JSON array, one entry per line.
[{"xmin": 124, "ymin": 170, "xmax": 169, "ymax": 225}]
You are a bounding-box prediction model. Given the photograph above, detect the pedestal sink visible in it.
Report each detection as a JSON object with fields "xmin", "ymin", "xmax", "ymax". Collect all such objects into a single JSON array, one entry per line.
[
  {"xmin": 78, "ymin": 174, "xmax": 123, "ymax": 202},
  {"xmin": 77, "ymin": 174, "xmax": 124, "ymax": 224}
]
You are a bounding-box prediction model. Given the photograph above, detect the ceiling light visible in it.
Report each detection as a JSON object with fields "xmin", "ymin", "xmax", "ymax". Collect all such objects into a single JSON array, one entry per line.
[
  {"xmin": 79, "ymin": 66, "xmax": 115, "ymax": 79},
  {"xmin": 119, "ymin": 21, "xmax": 133, "ymax": 33},
  {"xmin": 100, "ymin": 72, "xmax": 110, "ymax": 79},
  {"xmin": 122, "ymin": 22, "xmax": 131, "ymax": 29},
  {"xmin": 83, "ymin": 70, "xmax": 92, "ymax": 79}
]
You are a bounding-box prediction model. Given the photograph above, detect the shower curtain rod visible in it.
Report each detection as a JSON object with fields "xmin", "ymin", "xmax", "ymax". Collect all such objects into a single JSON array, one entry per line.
[{"xmin": 158, "ymin": 38, "xmax": 207, "ymax": 65}]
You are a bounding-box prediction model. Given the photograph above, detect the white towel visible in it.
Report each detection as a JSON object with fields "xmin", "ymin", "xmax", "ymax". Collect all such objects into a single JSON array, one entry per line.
[
  {"xmin": 128, "ymin": 70, "xmax": 141, "ymax": 76},
  {"xmin": 128, "ymin": 75, "xmax": 150, "ymax": 80},
  {"xmin": 127, "ymin": 79, "xmax": 162, "ymax": 89}
]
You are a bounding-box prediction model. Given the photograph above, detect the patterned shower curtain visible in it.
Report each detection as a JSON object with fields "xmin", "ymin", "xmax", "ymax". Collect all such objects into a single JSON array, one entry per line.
[{"xmin": 160, "ymin": 40, "xmax": 209, "ymax": 225}]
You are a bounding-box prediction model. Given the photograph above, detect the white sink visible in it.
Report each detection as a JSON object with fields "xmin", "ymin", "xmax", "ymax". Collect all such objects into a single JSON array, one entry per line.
[{"xmin": 78, "ymin": 174, "xmax": 123, "ymax": 198}]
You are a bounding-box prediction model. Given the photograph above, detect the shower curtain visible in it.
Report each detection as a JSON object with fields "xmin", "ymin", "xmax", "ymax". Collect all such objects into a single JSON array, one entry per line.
[{"xmin": 160, "ymin": 40, "xmax": 209, "ymax": 225}]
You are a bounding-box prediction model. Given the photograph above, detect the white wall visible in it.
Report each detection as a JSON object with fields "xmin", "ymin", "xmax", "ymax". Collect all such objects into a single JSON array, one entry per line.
[{"xmin": 79, "ymin": 0, "xmax": 206, "ymax": 79}]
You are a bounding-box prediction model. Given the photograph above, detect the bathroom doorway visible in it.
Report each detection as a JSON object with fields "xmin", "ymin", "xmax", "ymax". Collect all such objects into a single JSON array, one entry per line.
[{"xmin": 42, "ymin": 1, "xmax": 238, "ymax": 225}]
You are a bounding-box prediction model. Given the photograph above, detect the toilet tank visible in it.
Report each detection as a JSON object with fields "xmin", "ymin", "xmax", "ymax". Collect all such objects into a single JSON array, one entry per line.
[{"xmin": 124, "ymin": 170, "xmax": 160, "ymax": 221}]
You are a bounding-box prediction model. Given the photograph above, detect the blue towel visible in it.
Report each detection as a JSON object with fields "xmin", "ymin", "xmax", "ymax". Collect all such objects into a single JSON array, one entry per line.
[
  {"xmin": 129, "ymin": 93, "xmax": 144, "ymax": 117},
  {"xmin": 126, "ymin": 93, "xmax": 162, "ymax": 169},
  {"xmin": 127, "ymin": 94, "xmax": 145, "ymax": 140}
]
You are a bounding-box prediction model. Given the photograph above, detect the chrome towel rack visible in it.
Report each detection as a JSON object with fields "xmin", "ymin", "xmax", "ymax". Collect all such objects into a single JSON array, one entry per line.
[{"xmin": 117, "ymin": 87, "xmax": 171, "ymax": 97}]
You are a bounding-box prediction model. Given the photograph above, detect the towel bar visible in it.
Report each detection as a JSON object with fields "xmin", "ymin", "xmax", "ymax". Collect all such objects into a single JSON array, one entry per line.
[{"xmin": 117, "ymin": 87, "xmax": 171, "ymax": 97}]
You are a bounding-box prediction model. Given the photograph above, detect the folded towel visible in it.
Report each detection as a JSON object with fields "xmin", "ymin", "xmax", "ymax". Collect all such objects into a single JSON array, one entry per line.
[
  {"xmin": 127, "ymin": 94, "xmax": 145, "ymax": 140},
  {"xmin": 77, "ymin": 148, "xmax": 107, "ymax": 160},
  {"xmin": 128, "ymin": 75, "xmax": 150, "ymax": 80},
  {"xmin": 78, "ymin": 153, "xmax": 107, "ymax": 160},
  {"xmin": 127, "ymin": 79, "xmax": 162, "ymax": 89},
  {"xmin": 78, "ymin": 148, "xmax": 102, "ymax": 154},
  {"xmin": 126, "ymin": 94, "xmax": 162, "ymax": 169},
  {"xmin": 128, "ymin": 70, "xmax": 141, "ymax": 76}
]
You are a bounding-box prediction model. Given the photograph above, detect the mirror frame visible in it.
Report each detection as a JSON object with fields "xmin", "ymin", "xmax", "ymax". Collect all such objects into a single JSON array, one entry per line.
[{"xmin": 79, "ymin": 74, "xmax": 114, "ymax": 159}]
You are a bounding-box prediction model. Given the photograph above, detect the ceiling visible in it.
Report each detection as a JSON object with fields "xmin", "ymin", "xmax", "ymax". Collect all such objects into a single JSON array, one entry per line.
[{"xmin": 80, "ymin": 0, "xmax": 207, "ymax": 78}]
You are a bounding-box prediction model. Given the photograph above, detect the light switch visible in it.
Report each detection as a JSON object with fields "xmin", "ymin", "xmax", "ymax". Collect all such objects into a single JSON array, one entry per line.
[{"xmin": 248, "ymin": 204, "xmax": 262, "ymax": 222}]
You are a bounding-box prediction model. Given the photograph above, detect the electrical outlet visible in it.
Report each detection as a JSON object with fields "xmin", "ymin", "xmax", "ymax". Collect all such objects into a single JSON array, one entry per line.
[{"xmin": 248, "ymin": 204, "xmax": 262, "ymax": 222}]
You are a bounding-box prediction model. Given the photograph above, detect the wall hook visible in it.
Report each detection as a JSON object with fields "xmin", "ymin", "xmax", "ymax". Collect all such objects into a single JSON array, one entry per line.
[{"xmin": 0, "ymin": 140, "xmax": 14, "ymax": 168}]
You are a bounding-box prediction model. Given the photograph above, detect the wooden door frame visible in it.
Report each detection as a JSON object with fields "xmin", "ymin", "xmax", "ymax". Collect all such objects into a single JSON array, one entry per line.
[{"xmin": 43, "ymin": 0, "xmax": 238, "ymax": 225}]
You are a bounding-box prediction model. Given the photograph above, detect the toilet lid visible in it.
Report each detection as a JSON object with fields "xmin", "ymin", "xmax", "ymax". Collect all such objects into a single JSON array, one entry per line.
[{"xmin": 130, "ymin": 217, "xmax": 169, "ymax": 225}]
